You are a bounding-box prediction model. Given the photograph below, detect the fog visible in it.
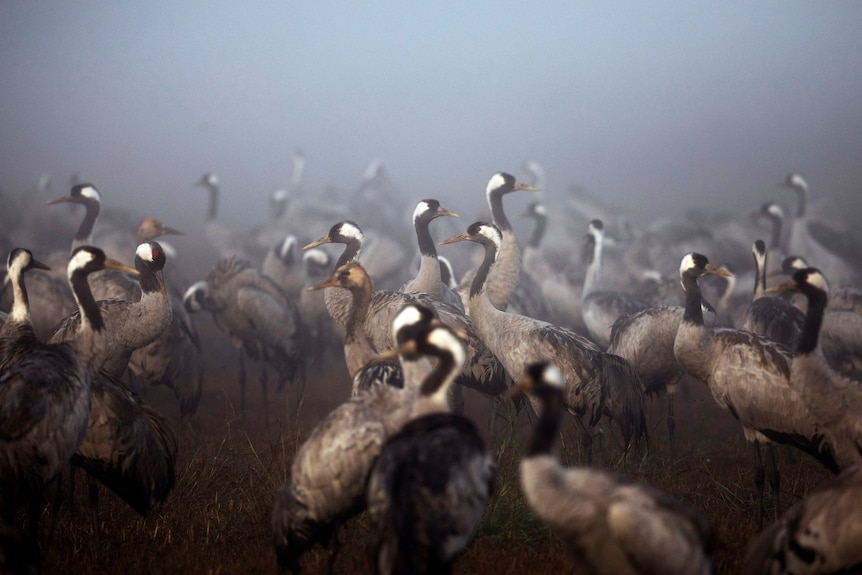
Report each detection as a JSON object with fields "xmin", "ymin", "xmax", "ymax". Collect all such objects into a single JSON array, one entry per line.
[{"xmin": 2, "ymin": 2, "xmax": 861, "ymax": 239}]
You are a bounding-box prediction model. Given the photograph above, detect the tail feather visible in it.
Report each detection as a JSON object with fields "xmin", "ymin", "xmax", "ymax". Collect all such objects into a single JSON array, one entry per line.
[
  {"xmin": 599, "ymin": 353, "xmax": 648, "ymax": 449},
  {"xmin": 73, "ymin": 372, "xmax": 177, "ymax": 515}
]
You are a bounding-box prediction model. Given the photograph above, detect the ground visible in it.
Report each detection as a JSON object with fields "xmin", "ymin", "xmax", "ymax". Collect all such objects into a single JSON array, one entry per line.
[{"xmin": 34, "ymin": 320, "xmax": 831, "ymax": 574}]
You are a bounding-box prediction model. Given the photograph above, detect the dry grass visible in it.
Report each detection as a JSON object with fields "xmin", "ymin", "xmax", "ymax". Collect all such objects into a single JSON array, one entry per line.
[{"xmin": 29, "ymin": 325, "xmax": 832, "ymax": 574}]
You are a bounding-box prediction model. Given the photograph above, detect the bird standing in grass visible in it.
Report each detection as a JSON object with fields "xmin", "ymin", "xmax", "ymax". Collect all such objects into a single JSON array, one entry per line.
[
  {"xmin": 515, "ymin": 361, "xmax": 714, "ymax": 575},
  {"xmin": 366, "ymin": 320, "xmax": 495, "ymax": 575}
]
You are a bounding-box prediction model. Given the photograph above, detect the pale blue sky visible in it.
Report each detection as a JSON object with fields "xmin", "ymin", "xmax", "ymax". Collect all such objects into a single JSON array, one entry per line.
[{"xmin": 2, "ymin": 2, "xmax": 861, "ymax": 228}]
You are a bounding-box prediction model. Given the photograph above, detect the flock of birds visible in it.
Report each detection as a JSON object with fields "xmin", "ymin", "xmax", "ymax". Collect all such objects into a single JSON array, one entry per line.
[{"xmin": 1, "ymin": 155, "xmax": 862, "ymax": 574}]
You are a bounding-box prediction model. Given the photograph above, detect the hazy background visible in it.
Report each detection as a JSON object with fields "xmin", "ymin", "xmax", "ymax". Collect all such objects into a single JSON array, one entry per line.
[{"xmin": 2, "ymin": 1, "xmax": 861, "ymax": 235}]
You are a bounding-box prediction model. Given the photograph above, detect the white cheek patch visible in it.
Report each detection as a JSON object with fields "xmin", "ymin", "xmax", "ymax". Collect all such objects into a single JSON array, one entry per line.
[
  {"xmin": 80, "ymin": 186, "xmax": 101, "ymax": 201},
  {"xmin": 588, "ymin": 221, "xmax": 604, "ymax": 239},
  {"xmin": 767, "ymin": 204, "xmax": 783, "ymax": 218},
  {"xmin": 303, "ymin": 249, "xmax": 328, "ymax": 266},
  {"xmin": 280, "ymin": 235, "xmax": 297, "ymax": 258},
  {"xmin": 340, "ymin": 222, "xmax": 363, "ymax": 241},
  {"xmin": 544, "ymin": 364, "xmax": 564, "ymax": 390},
  {"xmin": 680, "ymin": 253, "xmax": 697, "ymax": 276},
  {"xmin": 485, "ymin": 173, "xmax": 507, "ymax": 196},
  {"xmin": 534, "ymin": 203, "xmax": 547, "ymax": 217},
  {"xmin": 271, "ymin": 188, "xmax": 288, "ymax": 202},
  {"xmin": 790, "ymin": 173, "xmax": 808, "ymax": 189},
  {"xmin": 8, "ymin": 252, "xmax": 27, "ymax": 277},
  {"xmin": 183, "ymin": 281, "xmax": 207, "ymax": 311},
  {"xmin": 478, "ymin": 225, "xmax": 502, "ymax": 251},
  {"xmin": 136, "ymin": 242, "xmax": 155, "ymax": 262},
  {"xmin": 68, "ymin": 249, "xmax": 97, "ymax": 278},
  {"xmin": 413, "ymin": 201, "xmax": 430, "ymax": 223},
  {"xmin": 392, "ymin": 304, "xmax": 424, "ymax": 338},
  {"xmin": 427, "ymin": 327, "xmax": 466, "ymax": 369},
  {"xmin": 807, "ymin": 270, "xmax": 829, "ymax": 292},
  {"xmin": 207, "ymin": 173, "xmax": 220, "ymax": 186}
]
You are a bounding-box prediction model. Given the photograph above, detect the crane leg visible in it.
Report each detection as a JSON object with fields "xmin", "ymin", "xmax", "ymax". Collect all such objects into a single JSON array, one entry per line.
[
  {"xmin": 574, "ymin": 415, "xmax": 593, "ymax": 464},
  {"xmin": 667, "ymin": 392, "xmax": 676, "ymax": 460},
  {"xmin": 766, "ymin": 443, "xmax": 780, "ymax": 522},
  {"xmin": 753, "ymin": 442, "xmax": 766, "ymax": 530},
  {"xmin": 260, "ymin": 364, "xmax": 270, "ymax": 429},
  {"xmin": 238, "ymin": 349, "xmax": 246, "ymax": 418}
]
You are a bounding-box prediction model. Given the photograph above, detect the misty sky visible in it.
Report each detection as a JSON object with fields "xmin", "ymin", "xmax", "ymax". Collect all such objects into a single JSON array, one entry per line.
[{"xmin": 2, "ymin": 2, "xmax": 861, "ymax": 231}]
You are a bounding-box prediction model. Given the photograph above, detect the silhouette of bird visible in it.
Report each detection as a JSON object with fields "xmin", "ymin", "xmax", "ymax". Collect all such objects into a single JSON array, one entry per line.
[
  {"xmin": 366, "ymin": 320, "xmax": 495, "ymax": 575},
  {"xmin": 515, "ymin": 361, "xmax": 714, "ymax": 575}
]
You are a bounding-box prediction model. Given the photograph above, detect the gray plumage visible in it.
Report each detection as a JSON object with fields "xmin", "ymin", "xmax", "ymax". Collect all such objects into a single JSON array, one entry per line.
[
  {"xmin": 305, "ymin": 220, "xmax": 513, "ymax": 400},
  {"xmin": 307, "ymin": 261, "xmax": 404, "ymax": 396},
  {"xmin": 366, "ymin": 323, "xmax": 495, "ymax": 575},
  {"xmin": 779, "ymin": 255, "xmax": 862, "ymax": 379},
  {"xmin": 271, "ymin": 304, "xmax": 436, "ymax": 573},
  {"xmin": 780, "ymin": 173, "xmax": 860, "ymax": 287},
  {"xmin": 46, "ymin": 183, "xmax": 102, "ymax": 253},
  {"xmin": 581, "ymin": 219, "xmax": 648, "ymax": 349},
  {"xmin": 195, "ymin": 172, "xmax": 261, "ymax": 262},
  {"xmin": 0, "ymin": 183, "xmax": 104, "ymax": 338},
  {"xmin": 767, "ymin": 268, "xmax": 862, "ymax": 471},
  {"xmin": 742, "ymin": 239, "xmax": 804, "ymax": 348},
  {"xmin": 743, "ymin": 463, "xmax": 862, "ymax": 575},
  {"xmin": 519, "ymin": 200, "xmax": 581, "ymax": 327},
  {"xmin": 0, "ymin": 247, "xmax": 134, "ymax": 525},
  {"xmin": 455, "ymin": 172, "xmax": 539, "ymax": 312},
  {"xmin": 399, "ymin": 198, "xmax": 463, "ymax": 311},
  {"xmin": 262, "ymin": 235, "xmax": 306, "ymax": 301},
  {"xmin": 187, "ymin": 256, "xmax": 305, "ymax": 400},
  {"xmin": 440, "ymin": 222, "xmax": 647, "ymax": 459},
  {"xmin": 673, "ymin": 252, "xmax": 837, "ymax": 526},
  {"xmin": 71, "ymin": 369, "xmax": 177, "ymax": 515},
  {"xmin": 47, "ymin": 241, "xmax": 172, "ymax": 381},
  {"xmin": 517, "ymin": 361, "xmax": 714, "ymax": 575},
  {"xmin": 609, "ymin": 305, "xmax": 693, "ymax": 457},
  {"xmin": 98, "ymin": 219, "xmax": 202, "ymax": 418}
]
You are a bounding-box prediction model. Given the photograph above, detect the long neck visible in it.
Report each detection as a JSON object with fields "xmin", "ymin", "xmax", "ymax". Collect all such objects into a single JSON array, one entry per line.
[
  {"xmin": 752, "ymin": 252, "xmax": 767, "ymax": 300},
  {"xmin": 139, "ymin": 266, "xmax": 166, "ymax": 297},
  {"xmin": 797, "ymin": 288, "xmax": 827, "ymax": 356},
  {"xmin": 70, "ymin": 273, "xmax": 103, "ymax": 332},
  {"xmin": 527, "ymin": 389, "xmax": 564, "ymax": 456},
  {"xmin": 488, "ymin": 190, "xmax": 511, "ymax": 231},
  {"xmin": 412, "ymin": 218, "xmax": 442, "ymax": 298},
  {"xmin": 527, "ymin": 214, "xmax": 546, "ymax": 249},
  {"xmin": 343, "ymin": 282, "xmax": 373, "ymax": 374},
  {"xmin": 412, "ymin": 348, "xmax": 460, "ymax": 416},
  {"xmin": 470, "ymin": 241, "xmax": 498, "ymax": 301},
  {"xmin": 767, "ymin": 214, "xmax": 783, "ymax": 252},
  {"xmin": 72, "ymin": 200, "xmax": 101, "ymax": 253},
  {"xmin": 7, "ymin": 268, "xmax": 31, "ymax": 324},
  {"xmin": 335, "ymin": 239, "xmax": 361, "ymax": 269},
  {"xmin": 681, "ymin": 274, "xmax": 705, "ymax": 327},
  {"xmin": 582, "ymin": 236, "xmax": 602, "ymax": 297},
  {"xmin": 69, "ymin": 271, "xmax": 106, "ymax": 367},
  {"xmin": 206, "ymin": 186, "xmax": 219, "ymax": 221},
  {"xmin": 794, "ymin": 187, "xmax": 807, "ymax": 218}
]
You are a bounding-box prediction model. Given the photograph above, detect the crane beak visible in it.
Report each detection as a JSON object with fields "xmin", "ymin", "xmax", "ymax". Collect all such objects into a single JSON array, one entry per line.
[
  {"xmin": 764, "ymin": 279, "xmax": 797, "ymax": 295},
  {"xmin": 104, "ymin": 257, "xmax": 139, "ymax": 277},
  {"xmin": 514, "ymin": 182, "xmax": 541, "ymax": 192},
  {"xmin": 46, "ymin": 194, "xmax": 73, "ymax": 206},
  {"xmin": 307, "ymin": 275, "xmax": 340, "ymax": 291},
  {"xmin": 160, "ymin": 225, "xmax": 185, "ymax": 237},
  {"xmin": 704, "ymin": 263, "xmax": 733, "ymax": 278},
  {"xmin": 371, "ymin": 339, "xmax": 419, "ymax": 362},
  {"xmin": 303, "ymin": 235, "xmax": 332, "ymax": 250},
  {"xmin": 438, "ymin": 231, "xmax": 471, "ymax": 246},
  {"xmin": 436, "ymin": 207, "xmax": 459, "ymax": 219},
  {"xmin": 31, "ymin": 257, "xmax": 51, "ymax": 271}
]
